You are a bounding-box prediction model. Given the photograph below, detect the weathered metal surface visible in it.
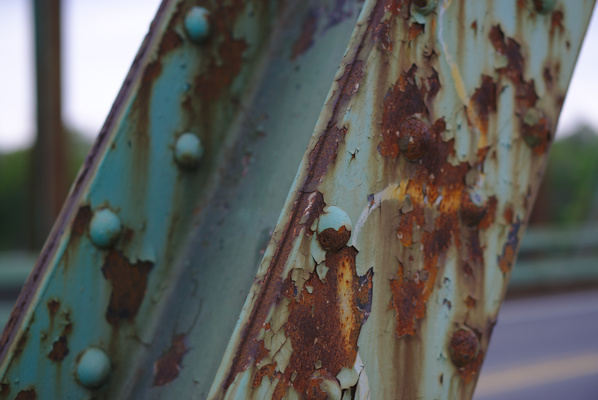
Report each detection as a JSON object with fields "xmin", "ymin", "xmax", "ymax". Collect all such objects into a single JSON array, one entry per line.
[
  {"xmin": 0, "ymin": 0, "xmax": 594, "ymax": 399},
  {"xmin": 207, "ymin": 0, "xmax": 596, "ymax": 399},
  {"xmin": 0, "ymin": 0, "xmax": 367, "ymax": 398}
]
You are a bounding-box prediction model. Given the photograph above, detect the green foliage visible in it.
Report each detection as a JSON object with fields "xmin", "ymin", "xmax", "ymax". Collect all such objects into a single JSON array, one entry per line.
[
  {"xmin": 0, "ymin": 130, "xmax": 92, "ymax": 251},
  {"xmin": 543, "ymin": 126, "xmax": 598, "ymax": 226}
]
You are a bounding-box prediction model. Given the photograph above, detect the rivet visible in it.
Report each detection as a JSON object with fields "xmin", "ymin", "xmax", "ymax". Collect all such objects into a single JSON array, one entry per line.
[
  {"xmin": 174, "ymin": 132, "xmax": 203, "ymax": 169},
  {"xmin": 398, "ymin": 118, "xmax": 430, "ymax": 162},
  {"xmin": 460, "ymin": 187, "xmax": 488, "ymax": 227},
  {"xmin": 412, "ymin": 0, "xmax": 437, "ymax": 16},
  {"xmin": 76, "ymin": 348, "xmax": 111, "ymax": 389},
  {"xmin": 449, "ymin": 329, "xmax": 479, "ymax": 367},
  {"xmin": 184, "ymin": 7, "xmax": 210, "ymax": 43},
  {"xmin": 317, "ymin": 206, "xmax": 352, "ymax": 253},
  {"xmin": 531, "ymin": 0, "xmax": 555, "ymax": 14},
  {"xmin": 521, "ymin": 108, "xmax": 550, "ymax": 148},
  {"xmin": 89, "ymin": 209, "xmax": 122, "ymax": 248}
]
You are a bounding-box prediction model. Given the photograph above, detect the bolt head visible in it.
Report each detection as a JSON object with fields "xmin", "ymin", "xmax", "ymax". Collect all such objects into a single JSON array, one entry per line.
[
  {"xmin": 184, "ymin": 7, "xmax": 210, "ymax": 43},
  {"xmin": 412, "ymin": 0, "xmax": 437, "ymax": 16},
  {"xmin": 449, "ymin": 329, "xmax": 479, "ymax": 367},
  {"xmin": 89, "ymin": 209, "xmax": 122, "ymax": 248},
  {"xmin": 398, "ymin": 118, "xmax": 430, "ymax": 162},
  {"xmin": 175, "ymin": 133, "xmax": 203, "ymax": 169},
  {"xmin": 77, "ymin": 348, "xmax": 111, "ymax": 389},
  {"xmin": 317, "ymin": 206, "xmax": 352, "ymax": 252}
]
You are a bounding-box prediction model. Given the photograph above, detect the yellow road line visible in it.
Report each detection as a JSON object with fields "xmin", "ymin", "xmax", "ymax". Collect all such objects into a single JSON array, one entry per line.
[{"xmin": 475, "ymin": 353, "xmax": 598, "ymax": 397}]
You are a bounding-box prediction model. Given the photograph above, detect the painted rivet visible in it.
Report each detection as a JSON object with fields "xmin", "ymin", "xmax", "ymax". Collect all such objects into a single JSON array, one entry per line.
[
  {"xmin": 460, "ymin": 187, "xmax": 488, "ymax": 227},
  {"xmin": 398, "ymin": 118, "xmax": 430, "ymax": 162},
  {"xmin": 317, "ymin": 206, "xmax": 352, "ymax": 253},
  {"xmin": 174, "ymin": 132, "xmax": 203, "ymax": 169},
  {"xmin": 449, "ymin": 329, "xmax": 479, "ymax": 368},
  {"xmin": 89, "ymin": 209, "xmax": 122, "ymax": 248},
  {"xmin": 531, "ymin": 0, "xmax": 555, "ymax": 14},
  {"xmin": 184, "ymin": 7, "xmax": 210, "ymax": 43},
  {"xmin": 76, "ymin": 348, "xmax": 111, "ymax": 389},
  {"xmin": 521, "ymin": 108, "xmax": 550, "ymax": 148},
  {"xmin": 412, "ymin": 0, "xmax": 437, "ymax": 16}
]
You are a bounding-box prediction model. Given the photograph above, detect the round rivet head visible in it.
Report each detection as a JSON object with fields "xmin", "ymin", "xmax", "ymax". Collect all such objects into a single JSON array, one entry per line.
[
  {"xmin": 77, "ymin": 348, "xmax": 111, "ymax": 389},
  {"xmin": 412, "ymin": 0, "xmax": 437, "ymax": 16},
  {"xmin": 89, "ymin": 209, "xmax": 122, "ymax": 248},
  {"xmin": 317, "ymin": 206, "xmax": 352, "ymax": 253},
  {"xmin": 531, "ymin": 0, "xmax": 555, "ymax": 14},
  {"xmin": 184, "ymin": 7, "xmax": 210, "ymax": 43},
  {"xmin": 449, "ymin": 329, "xmax": 479, "ymax": 367},
  {"xmin": 398, "ymin": 118, "xmax": 430, "ymax": 162},
  {"xmin": 174, "ymin": 133, "xmax": 203, "ymax": 169}
]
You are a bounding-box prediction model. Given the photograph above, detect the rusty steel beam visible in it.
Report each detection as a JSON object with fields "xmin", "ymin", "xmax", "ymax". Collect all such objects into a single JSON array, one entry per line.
[{"xmin": 0, "ymin": 0, "xmax": 595, "ymax": 399}]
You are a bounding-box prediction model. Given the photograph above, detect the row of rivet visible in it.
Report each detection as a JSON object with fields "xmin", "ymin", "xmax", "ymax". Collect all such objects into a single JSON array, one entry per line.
[{"xmin": 75, "ymin": 6, "xmax": 210, "ymax": 391}]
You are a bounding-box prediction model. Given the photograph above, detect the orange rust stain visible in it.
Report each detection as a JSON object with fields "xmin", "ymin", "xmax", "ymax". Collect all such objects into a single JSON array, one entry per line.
[
  {"xmin": 408, "ymin": 23, "xmax": 425, "ymax": 41},
  {"xmin": 153, "ymin": 334, "xmax": 189, "ymax": 386},
  {"xmin": 72, "ymin": 206, "xmax": 91, "ymax": 236},
  {"xmin": 471, "ymin": 20, "xmax": 478, "ymax": 32},
  {"xmin": 385, "ymin": 0, "xmax": 412, "ymax": 18},
  {"xmin": 465, "ymin": 295, "xmax": 476, "ymax": 309},
  {"xmin": 390, "ymin": 263, "xmax": 430, "ymax": 336},
  {"xmin": 252, "ymin": 363, "xmax": 278, "ymax": 388},
  {"xmin": 194, "ymin": 1, "xmax": 248, "ymax": 103},
  {"xmin": 458, "ymin": 351, "xmax": 484, "ymax": 383},
  {"xmin": 291, "ymin": 12, "xmax": 318, "ymax": 60},
  {"xmin": 261, "ymin": 247, "xmax": 373, "ymax": 398},
  {"xmin": 468, "ymin": 75, "xmax": 497, "ymax": 137},
  {"xmin": 101, "ymin": 251, "xmax": 153, "ymax": 326},
  {"xmin": 380, "ymin": 65, "xmax": 427, "ymax": 158}
]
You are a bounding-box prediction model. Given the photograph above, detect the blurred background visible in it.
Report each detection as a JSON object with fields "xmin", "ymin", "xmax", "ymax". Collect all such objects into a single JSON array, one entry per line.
[{"xmin": 0, "ymin": 1, "xmax": 597, "ymax": 398}]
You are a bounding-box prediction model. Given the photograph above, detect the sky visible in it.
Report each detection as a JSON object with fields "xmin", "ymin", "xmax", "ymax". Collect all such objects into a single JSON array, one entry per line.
[{"xmin": 0, "ymin": 1, "xmax": 597, "ymax": 152}]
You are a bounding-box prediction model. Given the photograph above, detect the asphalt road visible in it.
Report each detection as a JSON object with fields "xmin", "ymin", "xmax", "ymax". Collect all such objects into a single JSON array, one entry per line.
[{"xmin": 474, "ymin": 290, "xmax": 598, "ymax": 400}]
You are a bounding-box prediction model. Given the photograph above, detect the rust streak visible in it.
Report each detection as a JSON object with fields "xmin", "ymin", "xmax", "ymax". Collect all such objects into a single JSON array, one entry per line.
[{"xmin": 153, "ymin": 334, "xmax": 189, "ymax": 386}]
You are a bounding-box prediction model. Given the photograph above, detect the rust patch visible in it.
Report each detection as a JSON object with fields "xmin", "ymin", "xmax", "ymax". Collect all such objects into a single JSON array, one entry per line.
[
  {"xmin": 469, "ymin": 75, "xmax": 497, "ymax": 136},
  {"xmin": 398, "ymin": 117, "xmax": 431, "ymax": 161},
  {"xmin": 521, "ymin": 109, "xmax": 551, "ymax": 154},
  {"xmin": 101, "ymin": 251, "xmax": 153, "ymax": 326},
  {"xmin": 318, "ymin": 226, "xmax": 351, "ymax": 253},
  {"xmin": 304, "ymin": 126, "xmax": 347, "ymax": 191},
  {"xmin": 223, "ymin": 192, "xmax": 325, "ymax": 389},
  {"xmin": 470, "ymin": 20, "xmax": 477, "ymax": 32},
  {"xmin": 292, "ymin": 12, "xmax": 318, "ymax": 60},
  {"xmin": 338, "ymin": 61, "xmax": 364, "ymax": 99},
  {"xmin": 374, "ymin": 21, "xmax": 393, "ymax": 51},
  {"xmin": 384, "ymin": 0, "xmax": 412, "ymax": 18},
  {"xmin": 390, "ymin": 263, "xmax": 429, "ymax": 336},
  {"xmin": 380, "ymin": 65, "xmax": 427, "ymax": 158},
  {"xmin": 426, "ymin": 68, "xmax": 441, "ymax": 99},
  {"xmin": 550, "ymin": 10, "xmax": 564, "ymax": 34},
  {"xmin": 71, "ymin": 206, "xmax": 91, "ymax": 236},
  {"xmin": 265, "ymin": 246, "xmax": 373, "ymax": 398},
  {"xmin": 458, "ymin": 351, "xmax": 484, "ymax": 383},
  {"xmin": 46, "ymin": 299, "xmax": 60, "ymax": 316},
  {"xmin": 15, "ymin": 389, "xmax": 36, "ymax": 400},
  {"xmin": 408, "ymin": 23, "xmax": 424, "ymax": 41},
  {"xmin": 0, "ymin": 383, "xmax": 9, "ymax": 396},
  {"xmin": 465, "ymin": 295, "xmax": 476, "ymax": 309},
  {"xmin": 498, "ymin": 219, "xmax": 521, "ymax": 273},
  {"xmin": 153, "ymin": 334, "xmax": 189, "ymax": 386},
  {"xmin": 194, "ymin": 0, "xmax": 248, "ymax": 102},
  {"xmin": 159, "ymin": 30, "xmax": 183, "ymax": 55},
  {"xmin": 449, "ymin": 329, "xmax": 479, "ymax": 367},
  {"xmin": 252, "ymin": 363, "xmax": 278, "ymax": 388},
  {"xmin": 47, "ymin": 335, "xmax": 69, "ymax": 362}
]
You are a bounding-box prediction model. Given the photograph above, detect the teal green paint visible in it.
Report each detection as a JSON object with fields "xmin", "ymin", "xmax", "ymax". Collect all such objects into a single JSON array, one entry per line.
[
  {"xmin": 89, "ymin": 209, "xmax": 122, "ymax": 248},
  {"xmin": 184, "ymin": 7, "xmax": 210, "ymax": 43},
  {"xmin": 174, "ymin": 133, "xmax": 203, "ymax": 169}
]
